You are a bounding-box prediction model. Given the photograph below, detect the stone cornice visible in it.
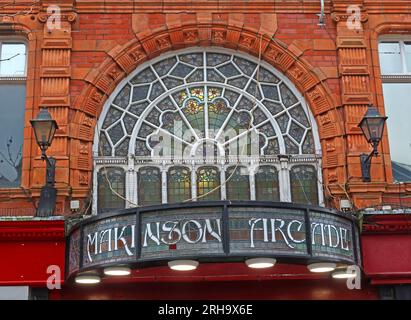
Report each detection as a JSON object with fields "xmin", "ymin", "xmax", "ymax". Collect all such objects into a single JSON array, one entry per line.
[{"xmin": 0, "ymin": 219, "xmax": 65, "ymax": 241}]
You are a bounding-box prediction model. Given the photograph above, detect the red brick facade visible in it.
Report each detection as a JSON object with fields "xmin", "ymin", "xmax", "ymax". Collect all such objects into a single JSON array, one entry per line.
[{"xmin": 0, "ymin": 0, "xmax": 410, "ymax": 215}]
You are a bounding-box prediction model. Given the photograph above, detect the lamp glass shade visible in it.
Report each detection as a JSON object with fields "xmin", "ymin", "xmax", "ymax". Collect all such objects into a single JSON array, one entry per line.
[
  {"xmin": 168, "ymin": 260, "xmax": 199, "ymax": 271},
  {"xmin": 358, "ymin": 105, "xmax": 387, "ymax": 144},
  {"xmin": 307, "ymin": 262, "xmax": 336, "ymax": 273},
  {"xmin": 245, "ymin": 258, "xmax": 276, "ymax": 269},
  {"xmin": 74, "ymin": 274, "xmax": 101, "ymax": 284},
  {"xmin": 103, "ymin": 266, "xmax": 131, "ymax": 276},
  {"xmin": 30, "ymin": 108, "xmax": 58, "ymax": 149}
]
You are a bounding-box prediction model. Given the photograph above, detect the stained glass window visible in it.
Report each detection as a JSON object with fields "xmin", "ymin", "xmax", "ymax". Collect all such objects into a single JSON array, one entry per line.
[
  {"xmin": 255, "ymin": 166, "xmax": 280, "ymax": 201},
  {"xmin": 226, "ymin": 166, "xmax": 250, "ymax": 200},
  {"xmin": 167, "ymin": 166, "xmax": 191, "ymax": 203},
  {"xmin": 95, "ymin": 49, "xmax": 322, "ymax": 212},
  {"xmin": 97, "ymin": 167, "xmax": 125, "ymax": 212},
  {"xmin": 290, "ymin": 165, "xmax": 318, "ymax": 205},
  {"xmin": 197, "ymin": 166, "xmax": 220, "ymax": 201},
  {"xmin": 138, "ymin": 167, "xmax": 162, "ymax": 206}
]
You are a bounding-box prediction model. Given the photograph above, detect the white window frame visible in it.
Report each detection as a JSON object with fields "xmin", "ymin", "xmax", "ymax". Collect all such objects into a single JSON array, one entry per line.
[
  {"xmin": 378, "ymin": 36, "xmax": 411, "ymax": 82},
  {"xmin": 0, "ymin": 38, "xmax": 28, "ymax": 80}
]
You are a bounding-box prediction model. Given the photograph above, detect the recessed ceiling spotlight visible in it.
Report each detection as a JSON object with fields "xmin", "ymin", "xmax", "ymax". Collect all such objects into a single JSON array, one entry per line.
[
  {"xmin": 307, "ymin": 262, "xmax": 336, "ymax": 273},
  {"xmin": 168, "ymin": 260, "xmax": 199, "ymax": 271},
  {"xmin": 245, "ymin": 258, "xmax": 276, "ymax": 269}
]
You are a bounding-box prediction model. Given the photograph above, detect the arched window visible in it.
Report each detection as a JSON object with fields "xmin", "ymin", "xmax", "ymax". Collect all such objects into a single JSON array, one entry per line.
[
  {"xmin": 97, "ymin": 167, "xmax": 125, "ymax": 212},
  {"xmin": 290, "ymin": 165, "xmax": 318, "ymax": 205},
  {"xmin": 197, "ymin": 166, "xmax": 220, "ymax": 201},
  {"xmin": 167, "ymin": 166, "xmax": 191, "ymax": 203},
  {"xmin": 255, "ymin": 166, "xmax": 280, "ymax": 201},
  {"xmin": 138, "ymin": 167, "xmax": 162, "ymax": 206},
  {"xmin": 94, "ymin": 48, "xmax": 323, "ymax": 212},
  {"xmin": 226, "ymin": 166, "xmax": 250, "ymax": 200}
]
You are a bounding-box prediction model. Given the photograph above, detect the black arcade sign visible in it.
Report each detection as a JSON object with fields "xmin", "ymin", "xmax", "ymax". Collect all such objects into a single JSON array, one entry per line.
[{"xmin": 67, "ymin": 202, "xmax": 360, "ymax": 277}]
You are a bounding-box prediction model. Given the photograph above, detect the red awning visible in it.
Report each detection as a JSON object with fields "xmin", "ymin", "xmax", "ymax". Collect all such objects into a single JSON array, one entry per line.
[{"xmin": 0, "ymin": 219, "xmax": 65, "ymax": 287}]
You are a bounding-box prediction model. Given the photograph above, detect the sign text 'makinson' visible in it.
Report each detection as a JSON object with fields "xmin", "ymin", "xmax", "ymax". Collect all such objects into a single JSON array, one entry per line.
[{"xmin": 82, "ymin": 207, "xmax": 355, "ymax": 267}]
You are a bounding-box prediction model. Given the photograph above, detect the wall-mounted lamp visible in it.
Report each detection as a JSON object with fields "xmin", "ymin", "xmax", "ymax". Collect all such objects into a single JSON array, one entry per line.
[
  {"xmin": 358, "ymin": 105, "xmax": 387, "ymax": 182},
  {"xmin": 30, "ymin": 108, "xmax": 58, "ymax": 217}
]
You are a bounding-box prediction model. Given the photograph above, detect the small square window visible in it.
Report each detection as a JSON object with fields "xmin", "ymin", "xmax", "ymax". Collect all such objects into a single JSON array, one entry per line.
[{"xmin": 0, "ymin": 43, "xmax": 26, "ymax": 77}]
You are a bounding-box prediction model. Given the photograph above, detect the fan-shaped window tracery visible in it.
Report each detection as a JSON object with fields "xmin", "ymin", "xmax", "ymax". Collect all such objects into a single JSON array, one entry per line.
[{"xmin": 94, "ymin": 49, "xmax": 323, "ymax": 213}]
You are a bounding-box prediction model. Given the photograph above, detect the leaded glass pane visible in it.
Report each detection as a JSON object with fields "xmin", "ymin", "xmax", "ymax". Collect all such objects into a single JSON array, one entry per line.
[
  {"xmin": 132, "ymin": 85, "xmax": 149, "ymax": 102},
  {"xmin": 236, "ymin": 96, "xmax": 254, "ymax": 111},
  {"xmin": 172, "ymin": 89, "xmax": 188, "ymax": 107},
  {"xmin": 182, "ymin": 99, "xmax": 205, "ymax": 137},
  {"xmin": 207, "ymin": 69, "xmax": 225, "ymax": 83},
  {"xmin": 114, "ymin": 85, "xmax": 131, "ymax": 108},
  {"xmin": 228, "ymin": 76, "xmax": 248, "ymax": 89},
  {"xmin": 137, "ymin": 123, "xmax": 155, "ymax": 138},
  {"xmin": 217, "ymin": 63, "xmax": 240, "ymax": 77},
  {"xmin": 149, "ymin": 81, "xmax": 165, "ymax": 101},
  {"xmin": 102, "ymin": 106, "xmax": 122, "ymax": 129},
  {"xmin": 99, "ymin": 132, "xmax": 112, "ymax": 156},
  {"xmin": 179, "ymin": 53, "xmax": 203, "ymax": 67},
  {"xmin": 255, "ymin": 166, "xmax": 280, "ymax": 201},
  {"xmin": 170, "ymin": 63, "xmax": 194, "ymax": 78},
  {"xmin": 256, "ymin": 67, "xmax": 280, "ymax": 84},
  {"xmin": 98, "ymin": 167, "xmax": 125, "ymax": 213},
  {"xmin": 252, "ymin": 108, "xmax": 267, "ymax": 125},
  {"xmin": 261, "ymin": 84, "xmax": 279, "ymax": 101},
  {"xmin": 123, "ymin": 114, "xmax": 138, "ymax": 134},
  {"xmin": 145, "ymin": 108, "xmax": 161, "ymax": 126},
  {"xmin": 233, "ymin": 56, "xmax": 256, "ymax": 76},
  {"xmin": 208, "ymin": 99, "xmax": 231, "ymax": 134},
  {"xmin": 224, "ymin": 111, "xmax": 251, "ymax": 135},
  {"xmin": 186, "ymin": 69, "xmax": 204, "ymax": 83},
  {"xmin": 258, "ymin": 122, "xmax": 276, "ymax": 137},
  {"xmin": 226, "ymin": 166, "xmax": 250, "ymax": 200},
  {"xmin": 263, "ymin": 100, "xmax": 283, "ymax": 116},
  {"xmin": 224, "ymin": 89, "xmax": 240, "ymax": 106},
  {"xmin": 289, "ymin": 104, "xmax": 309, "ymax": 127},
  {"xmin": 163, "ymin": 77, "xmax": 184, "ymax": 89},
  {"xmin": 157, "ymin": 97, "xmax": 176, "ymax": 111},
  {"xmin": 138, "ymin": 167, "xmax": 161, "ymax": 205},
  {"xmin": 129, "ymin": 101, "xmax": 149, "ymax": 116},
  {"xmin": 284, "ymin": 135, "xmax": 299, "ymax": 154},
  {"xmin": 302, "ymin": 131, "xmax": 315, "ymax": 154},
  {"xmin": 107, "ymin": 122, "xmax": 125, "ymax": 145},
  {"xmin": 276, "ymin": 113, "xmax": 289, "ymax": 133},
  {"xmin": 264, "ymin": 138, "xmax": 280, "ymax": 155},
  {"xmin": 130, "ymin": 67, "xmax": 156, "ymax": 84},
  {"xmin": 115, "ymin": 137, "xmax": 130, "ymax": 156},
  {"xmin": 280, "ymin": 83, "xmax": 298, "ymax": 107},
  {"xmin": 206, "ymin": 53, "xmax": 230, "ymax": 66},
  {"xmin": 208, "ymin": 87, "xmax": 222, "ymax": 100},
  {"xmin": 153, "ymin": 57, "xmax": 177, "ymax": 76},
  {"xmin": 197, "ymin": 166, "xmax": 220, "ymax": 201},
  {"xmin": 246, "ymin": 81, "xmax": 262, "ymax": 100},
  {"xmin": 167, "ymin": 166, "xmax": 191, "ymax": 203},
  {"xmin": 289, "ymin": 120, "xmax": 305, "ymax": 143},
  {"xmin": 135, "ymin": 139, "xmax": 151, "ymax": 156},
  {"xmin": 290, "ymin": 165, "xmax": 318, "ymax": 205},
  {"xmin": 161, "ymin": 112, "xmax": 190, "ymax": 139}
]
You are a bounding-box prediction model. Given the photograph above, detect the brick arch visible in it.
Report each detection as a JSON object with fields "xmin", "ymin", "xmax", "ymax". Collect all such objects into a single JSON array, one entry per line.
[{"xmin": 71, "ymin": 23, "xmax": 343, "ymax": 195}]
